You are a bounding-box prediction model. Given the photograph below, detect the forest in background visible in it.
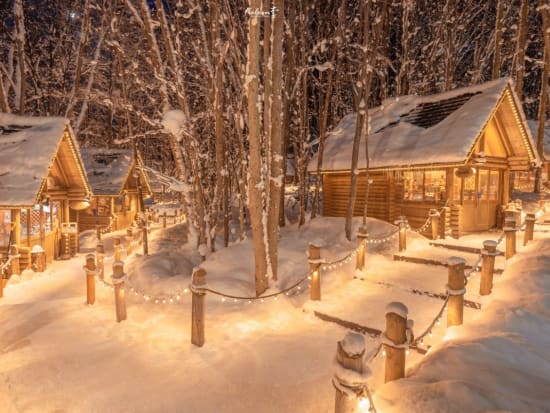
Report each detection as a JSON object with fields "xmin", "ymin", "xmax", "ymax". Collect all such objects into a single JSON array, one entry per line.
[{"xmin": 1, "ymin": 0, "xmax": 549, "ymax": 293}]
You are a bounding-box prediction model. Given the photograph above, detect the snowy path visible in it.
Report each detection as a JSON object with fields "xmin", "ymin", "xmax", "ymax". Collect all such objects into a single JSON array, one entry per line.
[{"xmin": 1, "ymin": 213, "xmax": 549, "ymax": 412}]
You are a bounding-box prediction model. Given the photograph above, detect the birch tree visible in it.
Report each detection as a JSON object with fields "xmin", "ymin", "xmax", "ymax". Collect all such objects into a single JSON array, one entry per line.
[
  {"xmin": 514, "ymin": 0, "xmax": 530, "ymax": 99},
  {"xmin": 246, "ymin": 0, "xmax": 269, "ymax": 295}
]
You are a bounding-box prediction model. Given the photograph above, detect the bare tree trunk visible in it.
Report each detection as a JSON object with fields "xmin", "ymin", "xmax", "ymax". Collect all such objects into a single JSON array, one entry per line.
[
  {"xmin": 266, "ymin": 0, "xmax": 284, "ymax": 281},
  {"xmin": 0, "ymin": 73, "xmax": 9, "ymax": 112},
  {"xmin": 534, "ymin": 0, "xmax": 550, "ymax": 193},
  {"xmin": 311, "ymin": 0, "xmax": 344, "ymax": 220},
  {"xmin": 514, "ymin": 0, "xmax": 529, "ymax": 99},
  {"xmin": 65, "ymin": 0, "xmax": 90, "ymax": 119},
  {"xmin": 492, "ymin": 0, "xmax": 504, "ymax": 79},
  {"xmin": 346, "ymin": 1, "xmax": 371, "ymax": 240},
  {"xmin": 14, "ymin": 0, "xmax": 26, "ymax": 114},
  {"xmin": 233, "ymin": 101, "xmax": 248, "ymax": 242},
  {"xmin": 246, "ymin": 0, "xmax": 269, "ymax": 295},
  {"xmin": 209, "ymin": 0, "xmax": 225, "ymax": 252},
  {"xmin": 398, "ymin": 0, "xmax": 411, "ymax": 95},
  {"xmin": 444, "ymin": 0, "xmax": 456, "ymax": 91}
]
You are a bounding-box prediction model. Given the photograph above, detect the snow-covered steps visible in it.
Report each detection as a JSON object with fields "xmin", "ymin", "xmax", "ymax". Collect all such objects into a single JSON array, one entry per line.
[
  {"xmin": 392, "ymin": 254, "xmax": 504, "ymax": 274},
  {"xmin": 428, "ymin": 241, "xmax": 504, "ymax": 256}
]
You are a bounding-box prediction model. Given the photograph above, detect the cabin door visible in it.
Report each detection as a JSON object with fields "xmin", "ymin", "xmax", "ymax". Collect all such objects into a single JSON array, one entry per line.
[{"xmin": 461, "ymin": 168, "xmax": 500, "ymax": 232}]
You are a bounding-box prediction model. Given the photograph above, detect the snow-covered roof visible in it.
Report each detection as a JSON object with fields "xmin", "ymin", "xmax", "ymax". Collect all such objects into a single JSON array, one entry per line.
[
  {"xmin": 81, "ymin": 148, "xmax": 134, "ymax": 196},
  {"xmin": 308, "ymin": 78, "xmax": 538, "ymax": 172},
  {"xmin": 0, "ymin": 113, "xmax": 71, "ymax": 206},
  {"xmin": 528, "ymin": 120, "xmax": 550, "ymax": 160}
]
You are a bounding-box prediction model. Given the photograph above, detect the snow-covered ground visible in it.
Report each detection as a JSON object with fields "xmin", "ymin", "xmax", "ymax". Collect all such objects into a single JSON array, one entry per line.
[{"xmin": 1, "ymin": 202, "xmax": 549, "ymax": 412}]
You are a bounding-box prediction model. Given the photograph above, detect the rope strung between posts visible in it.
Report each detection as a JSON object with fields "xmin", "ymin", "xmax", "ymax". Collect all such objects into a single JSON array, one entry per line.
[
  {"xmin": 464, "ymin": 254, "xmax": 483, "ymax": 285},
  {"xmin": 321, "ymin": 229, "xmax": 400, "ymax": 272},
  {"xmin": 1, "ymin": 254, "xmax": 20, "ymax": 276},
  {"xmin": 407, "ymin": 199, "xmax": 449, "ymax": 233},
  {"xmin": 191, "ymin": 271, "xmax": 311, "ymax": 302},
  {"xmin": 410, "ymin": 295, "xmax": 449, "ymax": 349}
]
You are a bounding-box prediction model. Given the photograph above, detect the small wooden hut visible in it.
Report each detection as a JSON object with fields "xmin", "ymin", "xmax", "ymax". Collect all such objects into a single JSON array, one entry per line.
[
  {"xmin": 308, "ymin": 78, "xmax": 540, "ymax": 237},
  {"xmin": 80, "ymin": 148, "xmax": 152, "ymax": 233},
  {"xmin": 0, "ymin": 114, "xmax": 91, "ymax": 265}
]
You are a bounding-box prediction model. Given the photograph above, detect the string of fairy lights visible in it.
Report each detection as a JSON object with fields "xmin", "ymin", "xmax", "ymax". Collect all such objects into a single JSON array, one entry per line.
[{"xmin": 93, "ymin": 227, "xmax": 403, "ymax": 305}]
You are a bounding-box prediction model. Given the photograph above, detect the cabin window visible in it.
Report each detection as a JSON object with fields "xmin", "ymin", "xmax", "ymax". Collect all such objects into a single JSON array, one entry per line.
[
  {"xmin": 89, "ymin": 197, "xmax": 111, "ymax": 216},
  {"xmin": 488, "ymin": 171, "xmax": 499, "ymax": 200},
  {"xmin": 463, "ymin": 174, "xmax": 476, "ymax": 201},
  {"xmin": 479, "ymin": 170, "xmax": 489, "ymax": 200},
  {"xmin": 0, "ymin": 210, "xmax": 11, "ymax": 246},
  {"xmin": 403, "ymin": 170, "xmax": 446, "ymax": 202}
]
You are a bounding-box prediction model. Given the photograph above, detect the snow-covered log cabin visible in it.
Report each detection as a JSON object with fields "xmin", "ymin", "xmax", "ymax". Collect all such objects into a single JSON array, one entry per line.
[
  {"xmin": 80, "ymin": 148, "xmax": 151, "ymax": 233},
  {"xmin": 308, "ymin": 78, "xmax": 540, "ymax": 238},
  {"xmin": 0, "ymin": 114, "xmax": 91, "ymax": 266},
  {"xmin": 513, "ymin": 121, "xmax": 550, "ymax": 191}
]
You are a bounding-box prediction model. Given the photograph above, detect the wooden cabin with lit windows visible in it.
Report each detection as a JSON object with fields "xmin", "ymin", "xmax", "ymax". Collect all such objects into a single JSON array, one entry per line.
[
  {"xmin": 80, "ymin": 148, "xmax": 152, "ymax": 233},
  {"xmin": 308, "ymin": 78, "xmax": 540, "ymax": 238},
  {"xmin": 0, "ymin": 114, "xmax": 91, "ymax": 268}
]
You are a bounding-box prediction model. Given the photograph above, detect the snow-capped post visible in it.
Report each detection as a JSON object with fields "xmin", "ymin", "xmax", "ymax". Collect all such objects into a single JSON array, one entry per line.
[
  {"xmin": 333, "ymin": 332, "xmax": 371, "ymax": 413},
  {"xmin": 480, "ymin": 241, "xmax": 498, "ymax": 296},
  {"xmin": 114, "ymin": 237, "xmax": 121, "ymax": 261},
  {"xmin": 394, "ymin": 216, "xmax": 408, "ymax": 252},
  {"xmin": 384, "ymin": 302, "xmax": 409, "ymax": 383},
  {"xmin": 126, "ymin": 228, "xmax": 133, "ymax": 255},
  {"xmin": 85, "ymin": 254, "xmax": 96, "ymax": 305},
  {"xmin": 504, "ymin": 216, "xmax": 517, "ymax": 259},
  {"xmin": 429, "ymin": 209, "xmax": 440, "ymax": 240},
  {"xmin": 523, "ymin": 213, "xmax": 535, "ymax": 246},
  {"xmin": 96, "ymin": 242, "xmax": 104, "ymax": 280},
  {"xmin": 111, "ymin": 261, "xmax": 127, "ymax": 323},
  {"xmin": 446, "ymin": 257, "xmax": 466, "ymax": 327},
  {"xmin": 356, "ymin": 226, "xmax": 368, "ymax": 271},
  {"xmin": 163, "ymin": 212, "xmax": 167, "ymax": 229},
  {"xmin": 308, "ymin": 242, "xmax": 322, "ymax": 301},
  {"xmin": 191, "ymin": 267, "xmax": 207, "ymax": 347}
]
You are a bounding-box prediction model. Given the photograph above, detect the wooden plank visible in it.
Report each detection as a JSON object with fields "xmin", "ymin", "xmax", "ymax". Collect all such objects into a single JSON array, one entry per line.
[
  {"xmin": 393, "ymin": 254, "xmax": 503, "ymax": 274},
  {"xmin": 429, "ymin": 241, "xmax": 504, "ymax": 256}
]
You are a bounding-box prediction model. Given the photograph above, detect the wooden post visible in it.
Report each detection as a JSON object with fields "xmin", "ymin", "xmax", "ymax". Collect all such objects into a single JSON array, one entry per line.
[
  {"xmin": 504, "ymin": 216, "xmax": 517, "ymax": 260},
  {"xmin": 440, "ymin": 206, "xmax": 450, "ymax": 240},
  {"xmin": 126, "ymin": 228, "xmax": 133, "ymax": 255},
  {"xmin": 446, "ymin": 257, "xmax": 466, "ymax": 327},
  {"xmin": 384, "ymin": 302, "xmax": 408, "ymax": 383},
  {"xmin": 429, "ymin": 209, "xmax": 440, "ymax": 240},
  {"xmin": 12, "ymin": 209, "xmax": 21, "ymax": 246},
  {"xmin": 163, "ymin": 212, "xmax": 167, "ymax": 229},
  {"xmin": 523, "ymin": 213, "xmax": 535, "ymax": 246},
  {"xmin": 96, "ymin": 225, "xmax": 101, "ymax": 241},
  {"xmin": 111, "ymin": 261, "xmax": 127, "ymax": 322},
  {"xmin": 479, "ymin": 240, "xmax": 498, "ymax": 296},
  {"xmin": 9, "ymin": 245, "xmax": 20, "ymax": 275},
  {"xmin": 308, "ymin": 242, "xmax": 322, "ymax": 301},
  {"xmin": 96, "ymin": 242, "xmax": 104, "ymax": 280},
  {"xmin": 333, "ymin": 332, "xmax": 369, "ymax": 413},
  {"xmin": 114, "ymin": 237, "xmax": 121, "ymax": 261},
  {"xmin": 394, "ymin": 216, "xmax": 407, "ymax": 252},
  {"xmin": 26, "ymin": 208, "xmax": 31, "ymax": 247},
  {"xmin": 85, "ymin": 254, "xmax": 96, "ymax": 305},
  {"xmin": 191, "ymin": 267, "xmax": 207, "ymax": 347},
  {"xmin": 356, "ymin": 226, "xmax": 368, "ymax": 271}
]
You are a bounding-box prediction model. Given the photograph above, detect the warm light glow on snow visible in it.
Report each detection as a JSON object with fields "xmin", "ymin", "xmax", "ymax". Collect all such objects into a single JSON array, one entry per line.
[{"xmin": 358, "ymin": 397, "xmax": 371, "ymax": 412}]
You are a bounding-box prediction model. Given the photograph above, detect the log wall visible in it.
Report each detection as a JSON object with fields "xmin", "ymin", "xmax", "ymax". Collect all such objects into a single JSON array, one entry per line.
[{"xmin": 322, "ymin": 173, "xmax": 396, "ymax": 222}]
